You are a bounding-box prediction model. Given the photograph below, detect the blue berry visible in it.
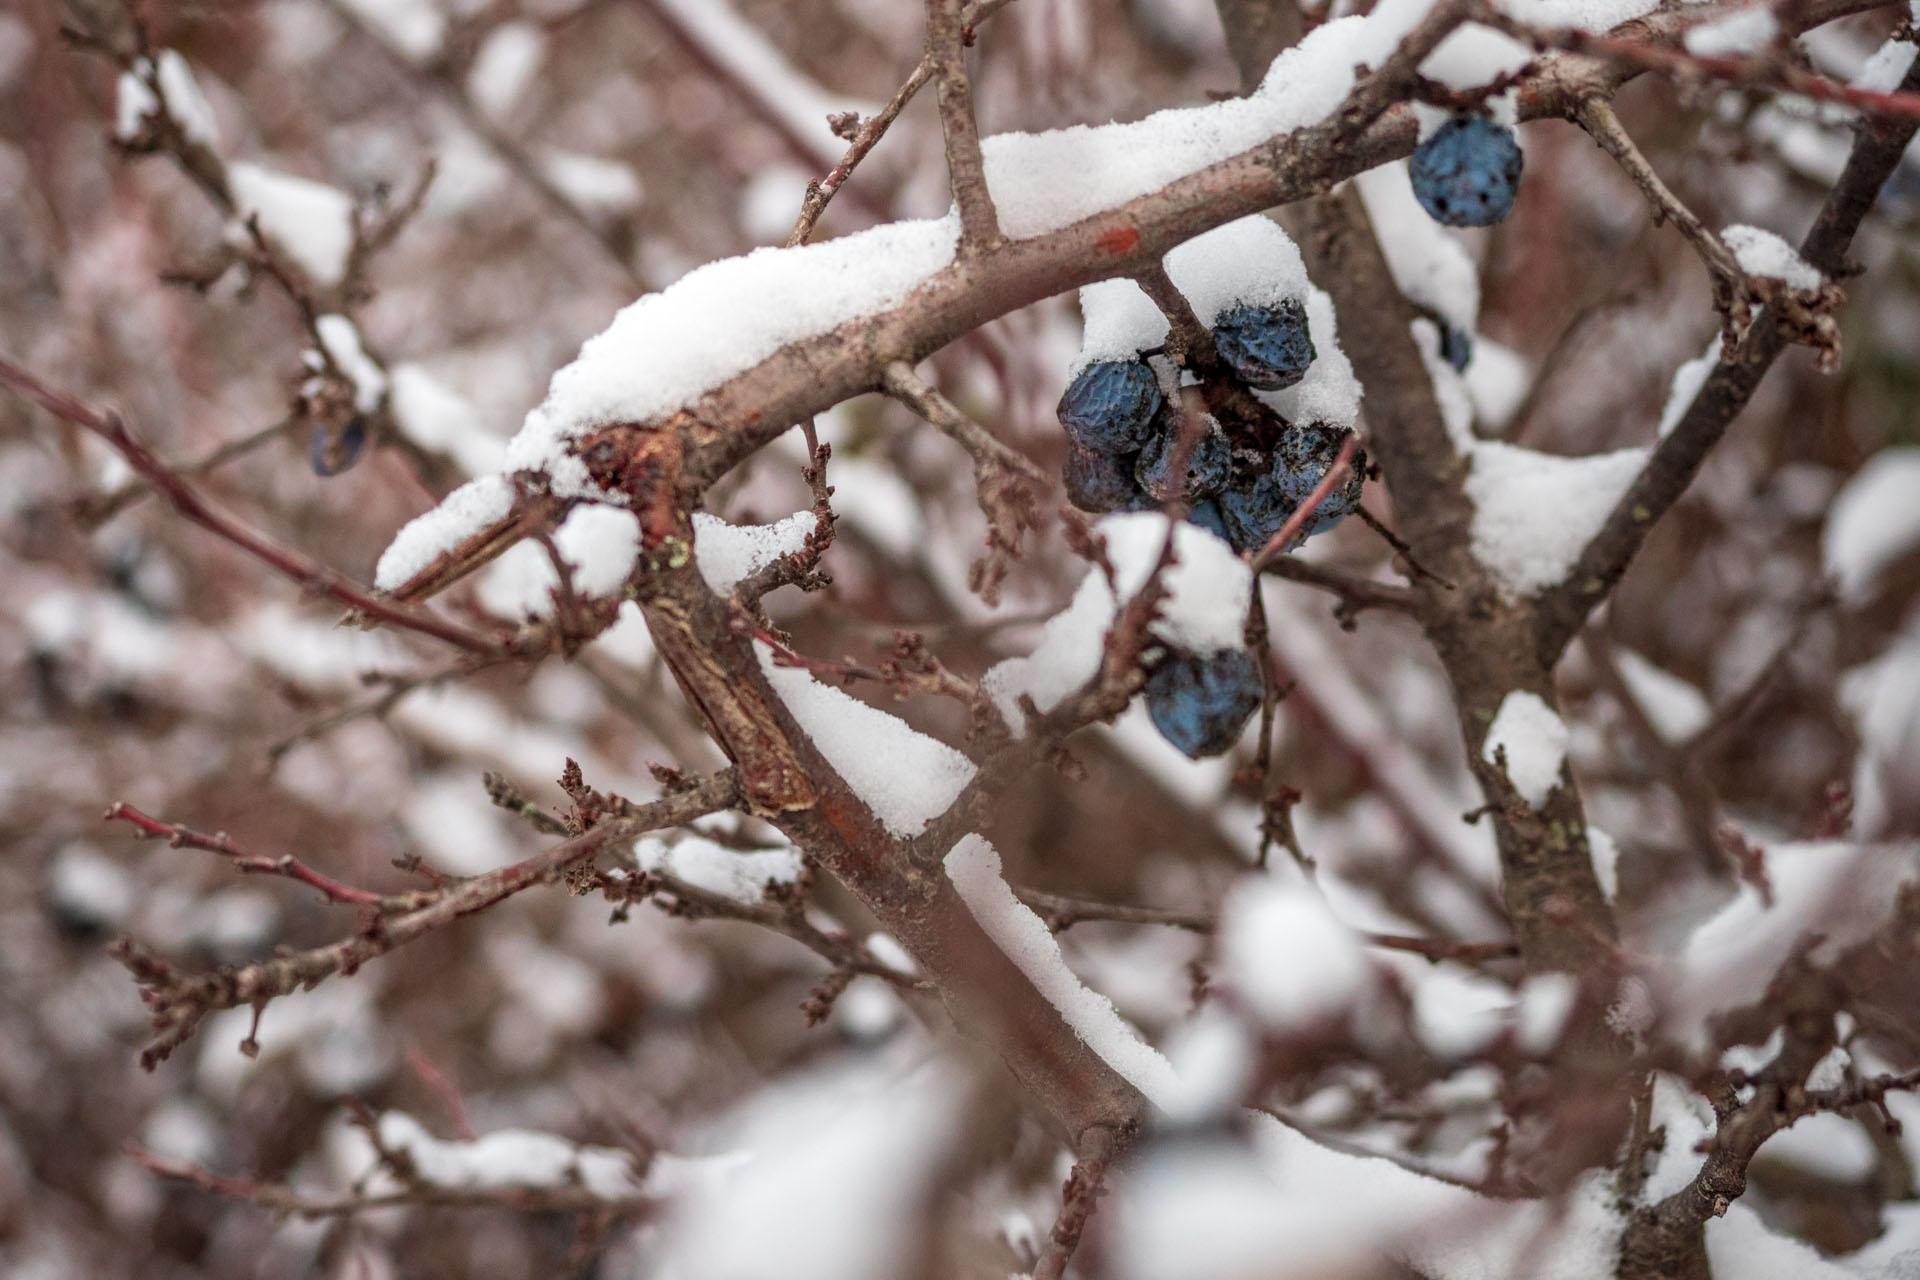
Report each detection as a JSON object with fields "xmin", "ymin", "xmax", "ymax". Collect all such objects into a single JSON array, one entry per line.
[
  {"xmin": 1145, "ymin": 647, "xmax": 1264, "ymax": 759},
  {"xmin": 310, "ymin": 418, "xmax": 366, "ymax": 475},
  {"xmin": 1211, "ymin": 299, "xmax": 1316, "ymax": 390},
  {"xmin": 1409, "ymin": 115, "xmax": 1523, "ymax": 228},
  {"xmin": 1218, "ymin": 426, "xmax": 1364, "ymax": 553},
  {"xmin": 1058, "ymin": 360, "xmax": 1163, "ymax": 453},
  {"xmin": 1185, "ymin": 499, "xmax": 1231, "ymax": 544},
  {"xmin": 1439, "ymin": 322, "xmax": 1473, "ymax": 372},
  {"xmin": 1063, "ymin": 444, "xmax": 1151, "ymax": 514},
  {"xmin": 1136, "ymin": 416, "xmax": 1231, "ymax": 501}
]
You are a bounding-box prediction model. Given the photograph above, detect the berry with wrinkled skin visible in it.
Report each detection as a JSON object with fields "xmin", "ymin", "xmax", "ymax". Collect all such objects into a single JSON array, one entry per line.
[
  {"xmin": 1145, "ymin": 647, "xmax": 1265, "ymax": 758},
  {"xmin": 1185, "ymin": 499, "xmax": 1231, "ymax": 544},
  {"xmin": 1063, "ymin": 444, "xmax": 1151, "ymax": 514},
  {"xmin": 1410, "ymin": 115, "xmax": 1523, "ymax": 228},
  {"xmin": 1218, "ymin": 425, "xmax": 1364, "ymax": 553},
  {"xmin": 1136, "ymin": 417, "xmax": 1231, "ymax": 501},
  {"xmin": 1210, "ymin": 298, "xmax": 1316, "ymax": 390},
  {"xmin": 1057, "ymin": 360, "xmax": 1164, "ymax": 453}
]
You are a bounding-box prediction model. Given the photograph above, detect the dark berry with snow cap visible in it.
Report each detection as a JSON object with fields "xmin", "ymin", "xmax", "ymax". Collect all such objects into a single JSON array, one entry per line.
[
  {"xmin": 1136, "ymin": 417, "xmax": 1232, "ymax": 501},
  {"xmin": 1210, "ymin": 298, "xmax": 1316, "ymax": 390},
  {"xmin": 1409, "ymin": 115, "xmax": 1523, "ymax": 228},
  {"xmin": 1057, "ymin": 360, "xmax": 1164, "ymax": 453},
  {"xmin": 1145, "ymin": 647, "xmax": 1265, "ymax": 759},
  {"xmin": 1063, "ymin": 444, "xmax": 1151, "ymax": 514}
]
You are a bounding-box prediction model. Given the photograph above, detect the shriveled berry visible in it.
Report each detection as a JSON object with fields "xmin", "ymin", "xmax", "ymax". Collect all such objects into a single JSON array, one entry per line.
[
  {"xmin": 1211, "ymin": 298, "xmax": 1315, "ymax": 390},
  {"xmin": 1185, "ymin": 499, "xmax": 1231, "ymax": 544},
  {"xmin": 1410, "ymin": 115, "xmax": 1523, "ymax": 228},
  {"xmin": 1218, "ymin": 425, "xmax": 1364, "ymax": 553},
  {"xmin": 1136, "ymin": 417, "xmax": 1231, "ymax": 501},
  {"xmin": 1145, "ymin": 647, "xmax": 1264, "ymax": 759},
  {"xmin": 1057, "ymin": 360, "xmax": 1163, "ymax": 453},
  {"xmin": 1063, "ymin": 444, "xmax": 1151, "ymax": 514}
]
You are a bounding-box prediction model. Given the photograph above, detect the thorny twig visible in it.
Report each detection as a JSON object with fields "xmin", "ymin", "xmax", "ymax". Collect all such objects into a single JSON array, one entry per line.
[
  {"xmin": 0, "ymin": 356, "xmax": 509, "ymax": 656},
  {"xmin": 882, "ymin": 360, "xmax": 1046, "ymax": 603},
  {"xmin": 105, "ymin": 803, "xmax": 411, "ymax": 909},
  {"xmin": 110, "ymin": 770, "xmax": 741, "ymax": 1068}
]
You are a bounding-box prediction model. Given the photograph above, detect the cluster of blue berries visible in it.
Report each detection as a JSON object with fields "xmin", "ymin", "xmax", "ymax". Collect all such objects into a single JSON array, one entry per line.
[
  {"xmin": 1056, "ymin": 291, "xmax": 1366, "ymax": 757},
  {"xmin": 1409, "ymin": 114, "xmax": 1523, "ymax": 228}
]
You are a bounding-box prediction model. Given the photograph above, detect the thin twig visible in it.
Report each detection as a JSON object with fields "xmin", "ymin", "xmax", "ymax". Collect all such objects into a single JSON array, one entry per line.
[
  {"xmin": 0, "ymin": 355, "xmax": 507, "ymax": 656},
  {"xmin": 1573, "ymin": 98, "xmax": 1754, "ymax": 348},
  {"xmin": 1031, "ymin": 1123, "xmax": 1125, "ymax": 1280},
  {"xmin": 105, "ymin": 803, "xmax": 411, "ymax": 909},
  {"xmin": 1249, "ymin": 433, "xmax": 1362, "ymax": 570},
  {"xmin": 927, "ymin": 0, "xmax": 1001, "ymax": 249},
  {"xmin": 881, "ymin": 360, "xmax": 1045, "ymax": 603}
]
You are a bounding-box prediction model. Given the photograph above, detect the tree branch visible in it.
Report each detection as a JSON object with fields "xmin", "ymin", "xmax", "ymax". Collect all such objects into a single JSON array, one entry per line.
[{"xmin": 1534, "ymin": 52, "xmax": 1920, "ymax": 667}]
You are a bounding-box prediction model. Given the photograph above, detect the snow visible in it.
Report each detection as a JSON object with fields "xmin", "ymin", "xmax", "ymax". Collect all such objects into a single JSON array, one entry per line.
[
  {"xmin": 1164, "ymin": 216, "xmax": 1309, "ymax": 321},
  {"xmin": 1612, "ymin": 648, "xmax": 1710, "ymax": 742},
  {"xmin": 1495, "ymin": 0, "xmax": 1660, "ymax": 33},
  {"xmin": 1754, "ymin": 1112, "xmax": 1879, "ymax": 1181},
  {"xmin": 632, "ymin": 832, "xmax": 803, "ymax": 904},
  {"xmin": 1217, "ymin": 876, "xmax": 1371, "ymax": 1031},
  {"xmin": 1073, "ymin": 278, "xmax": 1171, "ymax": 368},
  {"xmin": 472, "ymin": 504, "xmax": 638, "ymax": 617},
  {"xmin": 944, "ymin": 835, "xmax": 1182, "ymax": 1107},
  {"xmin": 1684, "ymin": 8, "xmax": 1778, "ymax": 57},
  {"xmin": 1464, "ymin": 338, "xmax": 1529, "ymax": 429},
  {"xmin": 398, "ymin": 773, "xmax": 520, "ymax": 875},
  {"xmin": 1721, "ymin": 224, "xmax": 1823, "ymax": 291},
  {"xmin": 1403, "ymin": 960, "xmax": 1509, "ymax": 1056},
  {"xmin": 115, "ymin": 50, "xmax": 220, "ymax": 149},
  {"xmin": 553, "ymin": 504, "xmax": 642, "ymax": 597},
  {"xmin": 1665, "ymin": 841, "xmax": 1920, "ymax": 1049},
  {"xmin": 1516, "ymin": 971, "xmax": 1578, "ymax": 1053},
  {"xmin": 372, "ymin": 1112, "xmax": 643, "ymax": 1198},
  {"xmin": 335, "ymin": 0, "xmax": 445, "ymax": 61},
  {"xmin": 1823, "ymin": 447, "xmax": 1920, "ymax": 602},
  {"xmin": 1356, "ymin": 161, "xmax": 1480, "ymax": 334},
  {"xmin": 543, "ymin": 150, "xmax": 644, "ymax": 214},
  {"xmin": 981, "ymin": 512, "xmax": 1254, "ymax": 733},
  {"xmin": 1465, "ymin": 441, "xmax": 1648, "ymax": 596},
  {"xmin": 389, "ymin": 364, "xmax": 504, "ymax": 476},
  {"xmin": 1855, "ymin": 37, "xmax": 1920, "ymax": 94},
  {"xmin": 978, "ymin": 0, "xmax": 1534, "ymax": 241},
  {"xmin": 1588, "ymin": 825, "xmax": 1620, "ymax": 900},
  {"xmin": 756, "ymin": 641, "xmax": 974, "ymax": 838},
  {"xmin": 1113, "ymin": 1117, "xmax": 1626, "ymax": 1280},
  {"xmin": 501, "ymin": 215, "xmax": 958, "ymax": 497},
  {"xmin": 649, "ymin": 1057, "xmax": 962, "ymax": 1280},
  {"xmin": 692, "ymin": 510, "xmax": 814, "ymax": 595},
  {"xmin": 1417, "ymin": 24, "xmax": 1529, "ymax": 129},
  {"xmin": 374, "ymin": 474, "xmax": 516, "ymax": 592},
  {"xmin": 1482, "ymin": 690, "xmax": 1569, "ymax": 807},
  {"xmin": 1158, "ymin": 1007, "xmax": 1257, "ymax": 1123},
  {"xmin": 227, "ymin": 162, "xmax": 356, "ymax": 289},
  {"xmin": 467, "ymin": 21, "xmax": 545, "ymax": 119},
  {"xmin": 1840, "ymin": 610, "xmax": 1920, "ymax": 833},
  {"xmin": 1708, "ymin": 1203, "xmax": 1859, "ymax": 1279},
  {"xmin": 45, "ymin": 844, "xmax": 135, "ymax": 930},
  {"xmin": 644, "ymin": 0, "xmax": 877, "ymax": 170},
  {"xmin": 313, "ymin": 314, "xmax": 386, "ymax": 413},
  {"xmin": 1658, "ymin": 341, "xmax": 1719, "ymax": 437}
]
